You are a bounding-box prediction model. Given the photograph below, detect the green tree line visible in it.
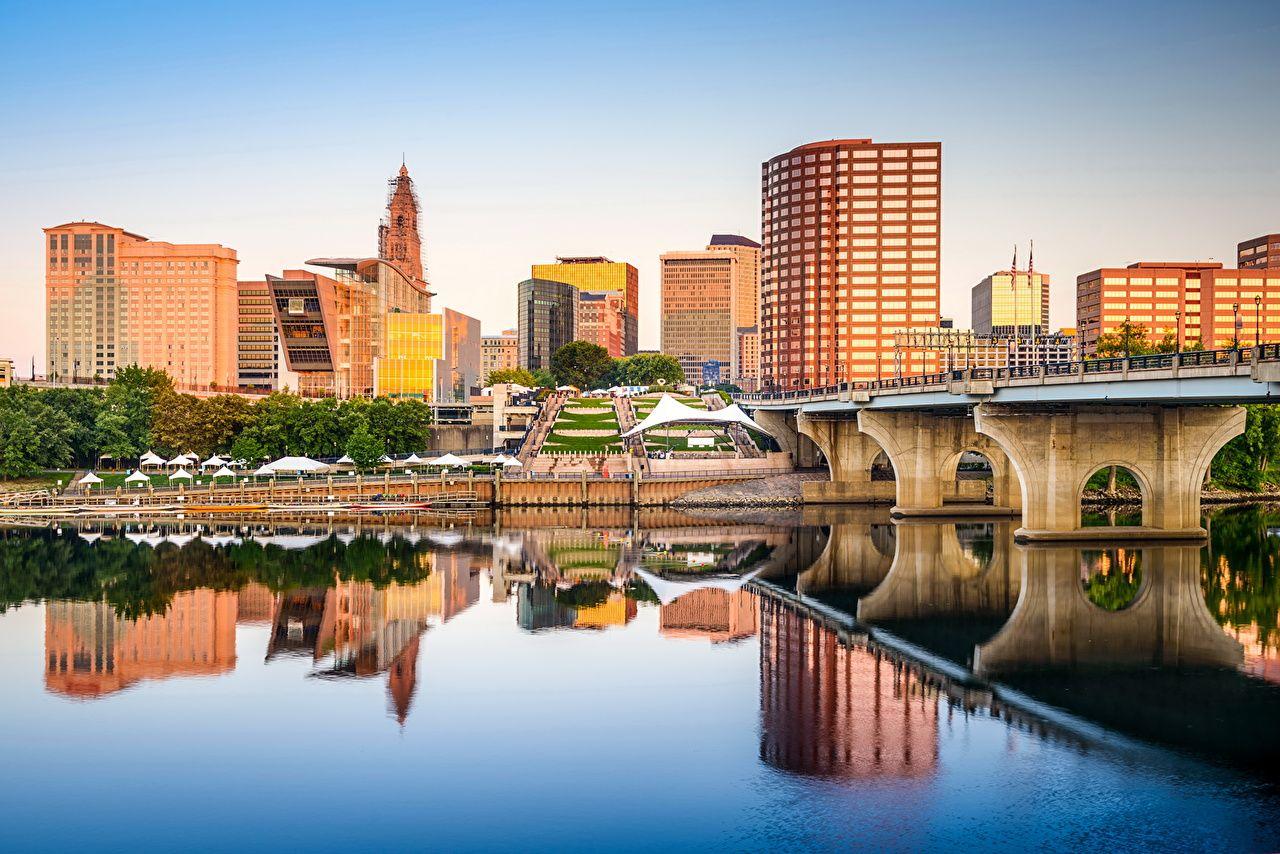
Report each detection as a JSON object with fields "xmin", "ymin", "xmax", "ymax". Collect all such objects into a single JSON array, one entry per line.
[{"xmin": 0, "ymin": 366, "xmax": 432, "ymax": 478}]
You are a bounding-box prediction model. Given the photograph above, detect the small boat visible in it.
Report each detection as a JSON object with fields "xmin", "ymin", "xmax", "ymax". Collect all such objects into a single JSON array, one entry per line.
[{"xmin": 348, "ymin": 502, "xmax": 434, "ymax": 512}]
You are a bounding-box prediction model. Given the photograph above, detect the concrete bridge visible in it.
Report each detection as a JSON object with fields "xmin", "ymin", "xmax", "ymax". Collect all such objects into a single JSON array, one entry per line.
[{"xmin": 738, "ymin": 346, "xmax": 1280, "ymax": 541}]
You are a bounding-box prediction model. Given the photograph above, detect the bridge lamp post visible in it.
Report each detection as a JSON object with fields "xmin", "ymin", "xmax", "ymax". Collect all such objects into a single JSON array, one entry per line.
[
  {"xmin": 1255, "ymin": 295, "xmax": 1262, "ymax": 347},
  {"xmin": 1233, "ymin": 302, "xmax": 1241, "ymax": 350},
  {"xmin": 1174, "ymin": 310, "xmax": 1182, "ymax": 352}
]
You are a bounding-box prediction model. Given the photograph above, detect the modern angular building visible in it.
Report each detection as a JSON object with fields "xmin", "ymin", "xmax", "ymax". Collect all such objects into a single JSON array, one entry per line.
[
  {"xmin": 44, "ymin": 221, "xmax": 239, "ymax": 388},
  {"xmin": 481, "ymin": 329, "xmax": 518, "ymax": 381},
  {"xmin": 268, "ymin": 257, "xmax": 433, "ymax": 397},
  {"xmin": 971, "ymin": 270, "xmax": 1050, "ymax": 335},
  {"xmin": 760, "ymin": 138, "xmax": 941, "ymax": 388},
  {"xmin": 517, "ymin": 278, "xmax": 578, "ymax": 371},
  {"xmin": 437, "ymin": 307, "xmax": 481, "ymax": 402},
  {"xmin": 660, "ymin": 234, "xmax": 761, "ymax": 386},
  {"xmin": 1239, "ymin": 234, "xmax": 1280, "ymax": 270},
  {"xmin": 235, "ymin": 280, "xmax": 279, "ymax": 390},
  {"xmin": 531, "ymin": 257, "xmax": 638, "ymax": 356}
]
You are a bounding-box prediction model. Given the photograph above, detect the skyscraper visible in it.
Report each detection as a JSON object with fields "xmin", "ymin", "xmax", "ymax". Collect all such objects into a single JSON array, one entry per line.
[
  {"xmin": 44, "ymin": 221, "xmax": 239, "ymax": 389},
  {"xmin": 517, "ymin": 278, "xmax": 578, "ymax": 371},
  {"xmin": 530, "ymin": 257, "xmax": 638, "ymax": 356},
  {"xmin": 972, "ymin": 270, "xmax": 1051, "ymax": 335},
  {"xmin": 378, "ymin": 163, "xmax": 426, "ymax": 285},
  {"xmin": 236, "ymin": 280, "xmax": 279, "ymax": 390},
  {"xmin": 760, "ymin": 139, "xmax": 941, "ymax": 388},
  {"xmin": 660, "ymin": 234, "xmax": 761, "ymax": 385}
]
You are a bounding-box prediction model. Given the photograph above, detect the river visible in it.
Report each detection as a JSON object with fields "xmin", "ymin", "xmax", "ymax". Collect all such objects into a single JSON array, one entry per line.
[{"xmin": 1, "ymin": 505, "xmax": 1278, "ymax": 851}]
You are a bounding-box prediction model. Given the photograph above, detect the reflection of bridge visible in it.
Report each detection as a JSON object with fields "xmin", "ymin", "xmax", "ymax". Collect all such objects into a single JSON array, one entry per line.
[
  {"xmin": 738, "ymin": 348, "xmax": 1280, "ymax": 541},
  {"xmin": 748, "ymin": 514, "xmax": 1280, "ymax": 770}
]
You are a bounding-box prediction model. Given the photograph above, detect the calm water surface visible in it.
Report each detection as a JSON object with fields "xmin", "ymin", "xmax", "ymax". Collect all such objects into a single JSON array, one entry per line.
[{"xmin": 2, "ymin": 505, "xmax": 1279, "ymax": 852}]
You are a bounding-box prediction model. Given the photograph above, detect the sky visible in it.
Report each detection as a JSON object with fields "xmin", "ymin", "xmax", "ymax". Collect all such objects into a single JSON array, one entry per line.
[{"xmin": 1, "ymin": 0, "xmax": 1277, "ymax": 373}]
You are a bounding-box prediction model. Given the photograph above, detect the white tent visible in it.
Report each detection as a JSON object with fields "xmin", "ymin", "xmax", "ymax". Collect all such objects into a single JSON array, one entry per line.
[
  {"xmin": 78, "ymin": 472, "xmax": 103, "ymax": 486},
  {"xmin": 488, "ymin": 453, "xmax": 511, "ymax": 465},
  {"xmin": 556, "ymin": 385, "xmax": 578, "ymax": 392},
  {"xmin": 426, "ymin": 453, "xmax": 469, "ymax": 468},
  {"xmin": 139, "ymin": 451, "xmax": 166, "ymax": 468},
  {"xmin": 335, "ymin": 454, "xmax": 354, "ymax": 465},
  {"xmin": 168, "ymin": 468, "xmax": 193, "ymax": 481},
  {"xmin": 620, "ymin": 394, "xmax": 774, "ymax": 439},
  {"xmin": 499, "ymin": 457, "xmax": 524, "ymax": 467},
  {"xmin": 379, "ymin": 454, "xmax": 394, "ymax": 463},
  {"xmin": 166, "ymin": 454, "xmax": 190, "ymax": 467},
  {"xmin": 200, "ymin": 455, "xmax": 227, "ymax": 470},
  {"xmin": 210, "ymin": 465, "xmax": 237, "ymax": 480},
  {"xmin": 265, "ymin": 456, "xmax": 330, "ymax": 474},
  {"xmin": 166, "ymin": 532, "xmax": 197, "ymax": 547},
  {"xmin": 124, "ymin": 470, "xmax": 150, "ymax": 486},
  {"xmin": 402, "ymin": 453, "xmax": 425, "ymax": 467},
  {"xmin": 253, "ymin": 465, "xmax": 277, "ymax": 478}
]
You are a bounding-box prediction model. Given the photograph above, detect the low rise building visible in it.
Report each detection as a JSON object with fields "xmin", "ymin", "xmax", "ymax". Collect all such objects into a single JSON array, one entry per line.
[
  {"xmin": 1239, "ymin": 234, "xmax": 1280, "ymax": 270},
  {"xmin": 481, "ymin": 329, "xmax": 518, "ymax": 381}
]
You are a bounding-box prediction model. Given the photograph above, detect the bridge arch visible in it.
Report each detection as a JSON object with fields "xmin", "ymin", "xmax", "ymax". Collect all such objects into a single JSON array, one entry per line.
[
  {"xmin": 940, "ymin": 446, "xmax": 1021, "ymax": 510},
  {"xmin": 1077, "ymin": 462, "xmax": 1151, "ymax": 528}
]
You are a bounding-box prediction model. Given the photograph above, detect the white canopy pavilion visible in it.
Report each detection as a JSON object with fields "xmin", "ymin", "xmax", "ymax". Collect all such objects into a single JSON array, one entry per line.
[
  {"xmin": 166, "ymin": 454, "xmax": 190, "ymax": 467},
  {"xmin": 168, "ymin": 468, "xmax": 193, "ymax": 482},
  {"xmin": 124, "ymin": 470, "xmax": 150, "ymax": 487},
  {"xmin": 200, "ymin": 455, "xmax": 227, "ymax": 470},
  {"xmin": 78, "ymin": 472, "xmax": 103, "ymax": 487},
  {"xmin": 252, "ymin": 465, "xmax": 277, "ymax": 478},
  {"xmin": 402, "ymin": 453, "xmax": 426, "ymax": 467},
  {"xmin": 619, "ymin": 394, "xmax": 774, "ymax": 439},
  {"xmin": 335, "ymin": 455, "xmax": 354, "ymax": 465},
  {"xmin": 426, "ymin": 453, "xmax": 469, "ymax": 468},
  {"xmin": 631, "ymin": 566, "xmax": 765, "ymax": 606},
  {"xmin": 139, "ymin": 451, "xmax": 166, "ymax": 469},
  {"xmin": 210, "ymin": 465, "xmax": 237, "ymax": 480},
  {"xmin": 265, "ymin": 456, "xmax": 330, "ymax": 475},
  {"xmin": 498, "ymin": 457, "xmax": 523, "ymax": 467}
]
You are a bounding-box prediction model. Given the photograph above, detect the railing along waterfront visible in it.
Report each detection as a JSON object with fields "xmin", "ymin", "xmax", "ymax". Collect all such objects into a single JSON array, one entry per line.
[{"xmin": 736, "ymin": 346, "xmax": 1273, "ymax": 403}]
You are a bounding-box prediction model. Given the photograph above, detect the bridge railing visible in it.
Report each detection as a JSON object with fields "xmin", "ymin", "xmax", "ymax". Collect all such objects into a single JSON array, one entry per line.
[{"xmin": 736, "ymin": 345, "xmax": 1268, "ymax": 404}]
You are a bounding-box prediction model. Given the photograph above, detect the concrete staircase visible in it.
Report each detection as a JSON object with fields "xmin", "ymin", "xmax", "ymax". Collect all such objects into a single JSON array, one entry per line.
[{"xmin": 517, "ymin": 392, "xmax": 568, "ymax": 464}]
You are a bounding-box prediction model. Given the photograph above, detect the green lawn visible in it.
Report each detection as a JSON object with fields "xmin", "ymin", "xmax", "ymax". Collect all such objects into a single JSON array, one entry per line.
[{"xmin": 543, "ymin": 397, "xmax": 623, "ymax": 454}]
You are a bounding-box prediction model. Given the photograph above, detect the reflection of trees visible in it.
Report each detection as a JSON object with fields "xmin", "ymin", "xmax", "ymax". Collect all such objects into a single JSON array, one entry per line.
[
  {"xmin": 554, "ymin": 580, "xmax": 614, "ymax": 609},
  {"xmin": 1080, "ymin": 549, "xmax": 1142, "ymax": 611},
  {"xmin": 625, "ymin": 578, "xmax": 660, "ymax": 604},
  {"xmin": 1202, "ymin": 507, "xmax": 1280, "ymax": 650},
  {"xmin": 0, "ymin": 530, "xmax": 435, "ymax": 619}
]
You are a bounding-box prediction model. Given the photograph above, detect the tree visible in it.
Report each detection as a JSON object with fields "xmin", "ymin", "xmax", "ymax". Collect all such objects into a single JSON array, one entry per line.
[
  {"xmin": 229, "ymin": 434, "xmax": 266, "ymax": 464},
  {"xmin": 550, "ymin": 341, "xmax": 614, "ymax": 390},
  {"xmin": 611, "ymin": 353, "xmax": 684, "ymax": 387},
  {"xmin": 0, "ymin": 389, "xmax": 74, "ymax": 478},
  {"xmin": 486, "ymin": 367, "xmax": 537, "ymax": 387},
  {"xmin": 1095, "ymin": 321, "xmax": 1159, "ymax": 357},
  {"xmin": 344, "ymin": 422, "xmax": 384, "ymax": 472},
  {"xmin": 92, "ymin": 410, "xmax": 136, "ymax": 463},
  {"xmin": 104, "ymin": 365, "xmax": 173, "ymax": 451},
  {"xmin": 531, "ymin": 368, "xmax": 556, "ymax": 389}
]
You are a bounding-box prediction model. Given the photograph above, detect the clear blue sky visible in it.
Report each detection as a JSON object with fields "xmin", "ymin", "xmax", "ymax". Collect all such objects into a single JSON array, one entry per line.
[{"xmin": 1, "ymin": 0, "xmax": 1276, "ymax": 371}]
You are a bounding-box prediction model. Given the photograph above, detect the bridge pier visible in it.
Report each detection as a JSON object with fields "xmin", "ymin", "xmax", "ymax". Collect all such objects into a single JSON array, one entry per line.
[
  {"xmin": 753, "ymin": 409, "xmax": 821, "ymax": 468},
  {"xmin": 797, "ymin": 415, "xmax": 895, "ymax": 503},
  {"xmin": 854, "ymin": 410, "xmax": 1020, "ymax": 516},
  {"xmin": 974, "ymin": 544, "xmax": 1242, "ymax": 675},
  {"xmin": 974, "ymin": 404, "xmax": 1244, "ymax": 541}
]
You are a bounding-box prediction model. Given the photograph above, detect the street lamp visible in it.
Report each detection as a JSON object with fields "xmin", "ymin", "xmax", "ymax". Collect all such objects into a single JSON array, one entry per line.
[
  {"xmin": 1174, "ymin": 310, "xmax": 1182, "ymax": 352},
  {"xmin": 1233, "ymin": 302, "xmax": 1241, "ymax": 350},
  {"xmin": 1255, "ymin": 294, "xmax": 1262, "ymax": 347}
]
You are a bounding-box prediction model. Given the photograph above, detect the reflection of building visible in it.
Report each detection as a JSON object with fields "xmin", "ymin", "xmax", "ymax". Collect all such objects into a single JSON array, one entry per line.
[
  {"xmin": 45, "ymin": 590, "xmax": 238, "ymax": 698},
  {"xmin": 236, "ymin": 583, "xmax": 277, "ymax": 624},
  {"xmin": 44, "ymin": 221, "xmax": 239, "ymax": 388},
  {"xmin": 972, "ymin": 270, "xmax": 1050, "ymax": 335},
  {"xmin": 660, "ymin": 589, "xmax": 757, "ymax": 642},
  {"xmin": 573, "ymin": 591, "xmax": 637, "ymax": 629},
  {"xmin": 517, "ymin": 584, "xmax": 577, "ymax": 630},
  {"xmin": 759, "ymin": 598, "xmax": 938, "ymax": 778},
  {"xmin": 532, "ymin": 257, "xmax": 639, "ymax": 356},
  {"xmin": 760, "ymin": 139, "xmax": 941, "ymax": 388},
  {"xmin": 482, "ymin": 329, "xmax": 518, "ymax": 381},
  {"xmin": 517, "ymin": 278, "xmax": 578, "ymax": 370},
  {"xmin": 661, "ymin": 235, "xmax": 761, "ymax": 386}
]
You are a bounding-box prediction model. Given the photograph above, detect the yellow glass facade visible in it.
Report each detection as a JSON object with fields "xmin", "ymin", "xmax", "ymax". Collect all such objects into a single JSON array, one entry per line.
[
  {"xmin": 374, "ymin": 313, "xmax": 443, "ymax": 399},
  {"xmin": 531, "ymin": 258, "xmax": 639, "ymax": 354}
]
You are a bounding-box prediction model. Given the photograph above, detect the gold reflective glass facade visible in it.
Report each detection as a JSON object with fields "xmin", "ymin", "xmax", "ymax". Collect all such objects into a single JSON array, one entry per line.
[
  {"xmin": 530, "ymin": 258, "xmax": 638, "ymax": 354},
  {"xmin": 374, "ymin": 313, "xmax": 443, "ymax": 399}
]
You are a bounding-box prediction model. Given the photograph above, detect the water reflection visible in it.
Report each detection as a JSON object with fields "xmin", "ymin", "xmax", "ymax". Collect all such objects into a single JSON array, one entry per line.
[{"xmin": 6, "ymin": 506, "xmax": 1280, "ymax": 771}]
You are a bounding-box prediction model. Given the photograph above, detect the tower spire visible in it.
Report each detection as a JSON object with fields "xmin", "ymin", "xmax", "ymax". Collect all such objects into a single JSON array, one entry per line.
[{"xmin": 378, "ymin": 161, "xmax": 424, "ymax": 282}]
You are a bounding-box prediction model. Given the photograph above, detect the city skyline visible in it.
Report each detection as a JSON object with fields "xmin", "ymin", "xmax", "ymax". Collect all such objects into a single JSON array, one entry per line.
[{"xmin": 2, "ymin": 1, "xmax": 1278, "ymax": 374}]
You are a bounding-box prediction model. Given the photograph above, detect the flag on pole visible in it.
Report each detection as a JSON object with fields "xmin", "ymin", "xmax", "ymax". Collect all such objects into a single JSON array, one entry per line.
[{"xmin": 1028, "ymin": 239, "xmax": 1035, "ymax": 275}]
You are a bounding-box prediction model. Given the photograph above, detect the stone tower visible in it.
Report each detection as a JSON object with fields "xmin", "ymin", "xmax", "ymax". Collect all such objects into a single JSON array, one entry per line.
[{"xmin": 378, "ymin": 162, "xmax": 425, "ymax": 282}]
